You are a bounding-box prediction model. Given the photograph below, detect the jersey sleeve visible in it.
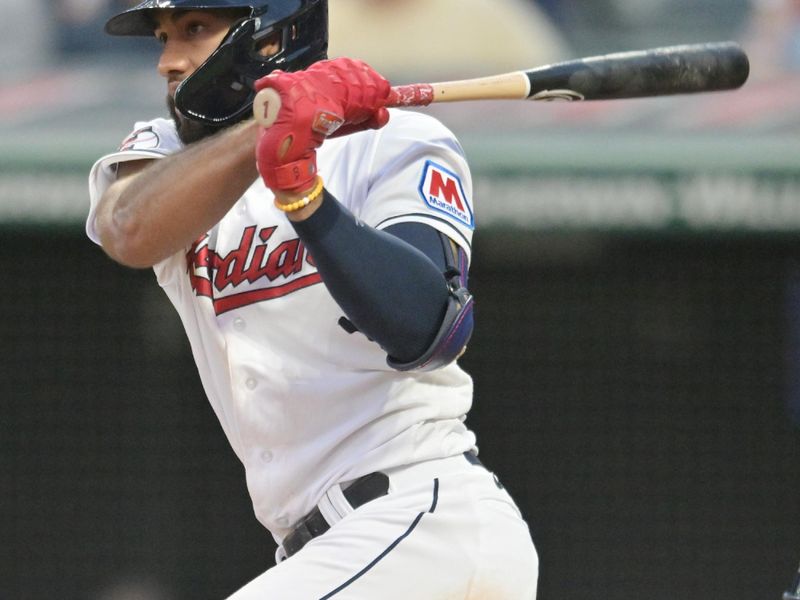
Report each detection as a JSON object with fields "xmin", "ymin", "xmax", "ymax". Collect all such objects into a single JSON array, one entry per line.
[
  {"xmin": 86, "ymin": 118, "xmax": 182, "ymax": 245},
  {"xmin": 357, "ymin": 110, "xmax": 475, "ymax": 259}
]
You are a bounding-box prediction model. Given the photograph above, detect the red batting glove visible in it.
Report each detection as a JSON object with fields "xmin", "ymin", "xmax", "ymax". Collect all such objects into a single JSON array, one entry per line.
[{"xmin": 255, "ymin": 58, "xmax": 392, "ymax": 193}]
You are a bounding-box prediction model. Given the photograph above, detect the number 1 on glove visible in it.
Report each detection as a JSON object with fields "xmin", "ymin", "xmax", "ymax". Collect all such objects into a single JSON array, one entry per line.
[{"xmin": 255, "ymin": 87, "xmax": 282, "ymax": 128}]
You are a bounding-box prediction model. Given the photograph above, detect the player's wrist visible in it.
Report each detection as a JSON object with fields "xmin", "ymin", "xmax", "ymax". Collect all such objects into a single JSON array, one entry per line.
[{"xmin": 274, "ymin": 176, "xmax": 325, "ymax": 221}]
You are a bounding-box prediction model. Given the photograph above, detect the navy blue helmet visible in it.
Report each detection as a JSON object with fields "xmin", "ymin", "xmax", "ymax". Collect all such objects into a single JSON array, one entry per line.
[{"xmin": 106, "ymin": 0, "xmax": 328, "ymax": 125}]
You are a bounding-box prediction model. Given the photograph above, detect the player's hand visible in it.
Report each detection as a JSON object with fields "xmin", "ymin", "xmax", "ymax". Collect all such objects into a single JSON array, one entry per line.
[{"xmin": 254, "ymin": 58, "xmax": 392, "ymax": 193}]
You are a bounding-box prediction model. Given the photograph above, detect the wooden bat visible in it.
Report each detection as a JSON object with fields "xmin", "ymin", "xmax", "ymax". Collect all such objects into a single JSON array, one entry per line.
[{"xmin": 253, "ymin": 41, "xmax": 750, "ymax": 127}]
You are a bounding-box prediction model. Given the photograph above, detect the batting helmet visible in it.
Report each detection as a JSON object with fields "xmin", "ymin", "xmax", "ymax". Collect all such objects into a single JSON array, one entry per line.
[{"xmin": 105, "ymin": 0, "xmax": 328, "ymax": 125}]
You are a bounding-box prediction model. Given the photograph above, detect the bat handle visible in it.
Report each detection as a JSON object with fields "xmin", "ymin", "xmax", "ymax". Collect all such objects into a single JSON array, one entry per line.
[
  {"xmin": 386, "ymin": 84, "xmax": 436, "ymax": 107},
  {"xmin": 253, "ymin": 83, "xmax": 435, "ymax": 127}
]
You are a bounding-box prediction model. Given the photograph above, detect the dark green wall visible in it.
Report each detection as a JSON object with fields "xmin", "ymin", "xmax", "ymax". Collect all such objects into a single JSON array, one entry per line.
[{"xmin": 1, "ymin": 228, "xmax": 798, "ymax": 600}]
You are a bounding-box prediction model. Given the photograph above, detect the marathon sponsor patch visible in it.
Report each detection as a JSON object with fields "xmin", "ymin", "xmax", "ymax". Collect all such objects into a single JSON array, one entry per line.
[
  {"xmin": 418, "ymin": 160, "xmax": 473, "ymax": 229},
  {"xmin": 119, "ymin": 126, "xmax": 160, "ymax": 152}
]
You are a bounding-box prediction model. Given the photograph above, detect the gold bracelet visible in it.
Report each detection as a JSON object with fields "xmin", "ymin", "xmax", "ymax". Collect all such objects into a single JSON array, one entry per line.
[{"xmin": 274, "ymin": 177, "xmax": 325, "ymax": 213}]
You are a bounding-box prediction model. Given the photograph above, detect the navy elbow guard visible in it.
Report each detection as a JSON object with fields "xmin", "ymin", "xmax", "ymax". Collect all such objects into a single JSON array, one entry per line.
[{"xmin": 387, "ymin": 270, "xmax": 474, "ymax": 372}]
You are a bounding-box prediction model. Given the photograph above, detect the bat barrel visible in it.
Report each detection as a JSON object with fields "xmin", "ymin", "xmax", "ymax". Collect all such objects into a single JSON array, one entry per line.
[{"xmin": 525, "ymin": 42, "xmax": 750, "ymax": 101}]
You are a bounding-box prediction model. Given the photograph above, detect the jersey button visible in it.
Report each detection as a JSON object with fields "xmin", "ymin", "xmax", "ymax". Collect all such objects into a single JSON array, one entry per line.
[
  {"xmin": 277, "ymin": 516, "xmax": 289, "ymax": 528},
  {"xmin": 245, "ymin": 378, "xmax": 258, "ymax": 390},
  {"xmin": 233, "ymin": 317, "xmax": 246, "ymax": 331},
  {"xmin": 260, "ymin": 450, "xmax": 273, "ymax": 463}
]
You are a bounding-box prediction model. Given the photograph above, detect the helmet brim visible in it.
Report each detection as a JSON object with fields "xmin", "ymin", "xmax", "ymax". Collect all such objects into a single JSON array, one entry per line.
[
  {"xmin": 105, "ymin": 9, "xmax": 158, "ymax": 37},
  {"xmin": 105, "ymin": 2, "xmax": 256, "ymax": 37}
]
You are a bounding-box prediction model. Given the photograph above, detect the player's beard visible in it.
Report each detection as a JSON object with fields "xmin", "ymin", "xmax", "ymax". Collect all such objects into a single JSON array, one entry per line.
[{"xmin": 167, "ymin": 95, "xmax": 226, "ymax": 145}]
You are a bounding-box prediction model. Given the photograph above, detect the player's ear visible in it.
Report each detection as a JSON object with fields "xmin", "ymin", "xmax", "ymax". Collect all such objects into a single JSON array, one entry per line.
[{"xmin": 256, "ymin": 29, "xmax": 282, "ymax": 57}]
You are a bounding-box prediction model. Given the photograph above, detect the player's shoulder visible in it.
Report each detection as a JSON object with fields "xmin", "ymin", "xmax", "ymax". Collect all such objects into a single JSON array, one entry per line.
[
  {"xmin": 359, "ymin": 108, "xmax": 467, "ymax": 164},
  {"xmin": 90, "ymin": 117, "xmax": 180, "ymax": 183},
  {"xmin": 383, "ymin": 109, "xmax": 461, "ymax": 143},
  {"xmin": 117, "ymin": 117, "xmax": 181, "ymax": 154},
  {"xmin": 322, "ymin": 109, "xmax": 465, "ymax": 169}
]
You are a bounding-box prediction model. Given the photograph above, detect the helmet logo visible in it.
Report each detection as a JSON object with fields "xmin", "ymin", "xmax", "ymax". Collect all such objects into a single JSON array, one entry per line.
[{"xmin": 529, "ymin": 89, "xmax": 585, "ymax": 102}]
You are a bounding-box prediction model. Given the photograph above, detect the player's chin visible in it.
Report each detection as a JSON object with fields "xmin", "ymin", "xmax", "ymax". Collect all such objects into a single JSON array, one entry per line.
[{"xmin": 166, "ymin": 95, "xmax": 222, "ymax": 145}]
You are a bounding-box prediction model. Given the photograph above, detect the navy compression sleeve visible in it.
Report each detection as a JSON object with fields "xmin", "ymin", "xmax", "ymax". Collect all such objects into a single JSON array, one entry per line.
[{"xmin": 290, "ymin": 191, "xmax": 461, "ymax": 363}]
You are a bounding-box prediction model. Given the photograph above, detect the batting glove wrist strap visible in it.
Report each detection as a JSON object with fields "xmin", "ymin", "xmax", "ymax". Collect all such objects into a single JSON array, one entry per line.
[{"xmin": 269, "ymin": 157, "xmax": 319, "ymax": 192}]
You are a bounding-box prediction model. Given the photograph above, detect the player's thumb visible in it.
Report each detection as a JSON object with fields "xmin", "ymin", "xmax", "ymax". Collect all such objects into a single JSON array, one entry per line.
[{"xmin": 369, "ymin": 107, "xmax": 391, "ymax": 130}]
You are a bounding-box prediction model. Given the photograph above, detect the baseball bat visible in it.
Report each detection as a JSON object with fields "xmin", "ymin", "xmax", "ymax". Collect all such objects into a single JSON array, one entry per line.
[{"xmin": 253, "ymin": 41, "xmax": 749, "ymax": 127}]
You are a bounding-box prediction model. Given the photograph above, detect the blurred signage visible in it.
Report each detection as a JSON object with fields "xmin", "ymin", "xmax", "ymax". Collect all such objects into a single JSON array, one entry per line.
[
  {"xmin": 3, "ymin": 168, "xmax": 800, "ymax": 234},
  {"xmin": 475, "ymin": 172, "xmax": 800, "ymax": 233}
]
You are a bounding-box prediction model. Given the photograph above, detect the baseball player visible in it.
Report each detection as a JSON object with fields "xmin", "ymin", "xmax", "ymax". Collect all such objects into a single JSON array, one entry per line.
[{"xmin": 87, "ymin": 1, "xmax": 538, "ymax": 598}]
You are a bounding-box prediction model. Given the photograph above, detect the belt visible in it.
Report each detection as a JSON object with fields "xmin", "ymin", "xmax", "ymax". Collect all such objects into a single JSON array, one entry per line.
[{"xmin": 282, "ymin": 452, "xmax": 483, "ymax": 558}]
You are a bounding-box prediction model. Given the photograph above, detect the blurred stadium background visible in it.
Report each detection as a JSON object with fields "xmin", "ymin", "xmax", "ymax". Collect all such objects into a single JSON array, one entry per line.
[{"xmin": 1, "ymin": 0, "xmax": 799, "ymax": 598}]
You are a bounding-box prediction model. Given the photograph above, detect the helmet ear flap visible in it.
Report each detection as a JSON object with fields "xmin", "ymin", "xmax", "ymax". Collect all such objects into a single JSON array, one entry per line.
[
  {"xmin": 167, "ymin": 0, "xmax": 327, "ymax": 126},
  {"xmin": 174, "ymin": 18, "xmax": 261, "ymax": 125}
]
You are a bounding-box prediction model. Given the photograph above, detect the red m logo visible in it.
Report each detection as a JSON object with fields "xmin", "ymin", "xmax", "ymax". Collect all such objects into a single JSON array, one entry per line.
[
  {"xmin": 429, "ymin": 170, "xmax": 466, "ymax": 212},
  {"xmin": 418, "ymin": 160, "xmax": 473, "ymax": 229}
]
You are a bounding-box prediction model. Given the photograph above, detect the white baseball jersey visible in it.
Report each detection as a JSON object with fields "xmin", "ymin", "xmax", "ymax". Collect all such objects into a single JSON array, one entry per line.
[{"xmin": 87, "ymin": 109, "xmax": 479, "ymax": 541}]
